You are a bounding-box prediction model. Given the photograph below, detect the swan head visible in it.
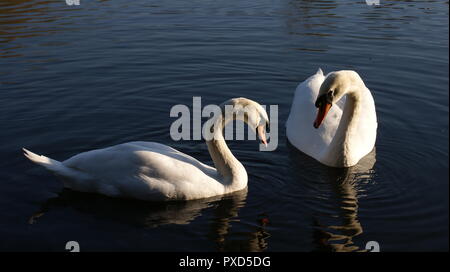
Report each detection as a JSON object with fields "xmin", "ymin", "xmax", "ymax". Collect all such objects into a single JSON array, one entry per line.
[
  {"xmin": 220, "ymin": 98, "xmax": 269, "ymax": 146},
  {"xmin": 313, "ymin": 70, "xmax": 360, "ymax": 128}
]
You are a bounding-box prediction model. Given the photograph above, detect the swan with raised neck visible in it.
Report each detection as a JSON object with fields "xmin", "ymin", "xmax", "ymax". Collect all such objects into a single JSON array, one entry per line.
[
  {"xmin": 287, "ymin": 69, "xmax": 377, "ymax": 167},
  {"xmin": 206, "ymin": 98, "xmax": 269, "ymax": 193},
  {"xmin": 23, "ymin": 97, "xmax": 270, "ymax": 201}
]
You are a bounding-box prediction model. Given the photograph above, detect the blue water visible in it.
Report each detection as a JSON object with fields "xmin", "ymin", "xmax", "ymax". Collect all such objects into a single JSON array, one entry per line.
[{"xmin": 0, "ymin": 0, "xmax": 448, "ymax": 251}]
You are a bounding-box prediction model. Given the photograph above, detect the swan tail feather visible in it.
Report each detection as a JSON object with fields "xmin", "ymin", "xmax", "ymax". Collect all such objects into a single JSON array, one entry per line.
[
  {"xmin": 317, "ymin": 68, "xmax": 324, "ymax": 76},
  {"xmin": 23, "ymin": 148, "xmax": 90, "ymax": 181}
]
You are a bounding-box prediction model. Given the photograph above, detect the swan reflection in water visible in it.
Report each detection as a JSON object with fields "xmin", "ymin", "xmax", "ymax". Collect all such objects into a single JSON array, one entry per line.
[
  {"xmin": 29, "ymin": 187, "xmax": 270, "ymax": 251},
  {"xmin": 288, "ymin": 142, "xmax": 377, "ymax": 252}
]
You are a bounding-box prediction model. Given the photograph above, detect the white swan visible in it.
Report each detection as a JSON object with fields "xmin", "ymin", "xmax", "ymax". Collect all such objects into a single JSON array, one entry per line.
[
  {"xmin": 23, "ymin": 98, "xmax": 269, "ymax": 201},
  {"xmin": 286, "ymin": 69, "xmax": 377, "ymax": 167}
]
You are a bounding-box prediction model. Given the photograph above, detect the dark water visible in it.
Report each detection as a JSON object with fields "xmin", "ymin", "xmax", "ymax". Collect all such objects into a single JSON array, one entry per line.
[{"xmin": 0, "ymin": 0, "xmax": 448, "ymax": 251}]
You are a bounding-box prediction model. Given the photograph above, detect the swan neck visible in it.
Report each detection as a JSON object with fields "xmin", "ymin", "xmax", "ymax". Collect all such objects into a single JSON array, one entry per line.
[
  {"xmin": 205, "ymin": 115, "xmax": 247, "ymax": 191},
  {"xmin": 327, "ymin": 87, "xmax": 363, "ymax": 166}
]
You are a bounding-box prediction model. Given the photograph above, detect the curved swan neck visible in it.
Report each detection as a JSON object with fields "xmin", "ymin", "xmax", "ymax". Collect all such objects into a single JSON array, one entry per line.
[
  {"xmin": 326, "ymin": 78, "xmax": 365, "ymax": 166},
  {"xmin": 205, "ymin": 114, "xmax": 247, "ymax": 191},
  {"xmin": 341, "ymin": 92, "xmax": 362, "ymax": 142}
]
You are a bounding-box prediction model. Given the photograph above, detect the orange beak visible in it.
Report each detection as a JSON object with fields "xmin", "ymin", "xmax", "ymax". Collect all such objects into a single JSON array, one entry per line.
[
  {"xmin": 313, "ymin": 102, "xmax": 332, "ymax": 129},
  {"xmin": 257, "ymin": 125, "xmax": 267, "ymax": 147}
]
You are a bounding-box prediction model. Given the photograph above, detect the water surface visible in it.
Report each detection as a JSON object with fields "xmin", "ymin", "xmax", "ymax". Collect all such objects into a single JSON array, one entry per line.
[{"xmin": 0, "ymin": 0, "xmax": 448, "ymax": 251}]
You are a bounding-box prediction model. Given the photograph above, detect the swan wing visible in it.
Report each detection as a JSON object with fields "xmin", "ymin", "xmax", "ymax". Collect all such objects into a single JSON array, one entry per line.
[
  {"xmin": 286, "ymin": 70, "xmax": 344, "ymax": 160},
  {"xmin": 62, "ymin": 142, "xmax": 225, "ymax": 200}
]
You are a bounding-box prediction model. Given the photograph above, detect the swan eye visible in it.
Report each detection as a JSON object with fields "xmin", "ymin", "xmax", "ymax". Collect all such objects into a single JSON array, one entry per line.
[{"xmin": 327, "ymin": 90, "xmax": 334, "ymax": 98}]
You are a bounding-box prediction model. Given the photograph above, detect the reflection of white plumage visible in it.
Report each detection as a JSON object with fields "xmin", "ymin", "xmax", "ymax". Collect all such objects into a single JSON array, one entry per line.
[
  {"xmin": 23, "ymin": 98, "xmax": 269, "ymax": 201},
  {"xmin": 29, "ymin": 188, "xmax": 248, "ymax": 229},
  {"xmin": 286, "ymin": 69, "xmax": 377, "ymax": 167}
]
